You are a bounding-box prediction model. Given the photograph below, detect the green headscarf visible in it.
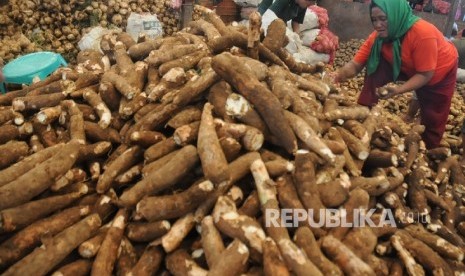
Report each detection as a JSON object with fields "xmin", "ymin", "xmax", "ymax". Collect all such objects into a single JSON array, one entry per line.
[{"xmin": 366, "ymin": 0, "xmax": 419, "ymax": 81}]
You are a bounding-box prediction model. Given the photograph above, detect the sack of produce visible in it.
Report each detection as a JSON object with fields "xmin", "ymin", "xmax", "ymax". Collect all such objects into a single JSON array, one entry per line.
[
  {"xmin": 126, "ymin": 13, "xmax": 163, "ymax": 41},
  {"xmin": 301, "ymin": 28, "xmax": 320, "ymax": 46},
  {"xmin": 293, "ymin": 46, "xmax": 330, "ymax": 65},
  {"xmin": 78, "ymin": 26, "xmax": 118, "ymax": 52},
  {"xmin": 240, "ymin": 6, "xmax": 258, "ymax": 19},
  {"xmin": 300, "ymin": 8, "xmax": 319, "ymax": 32},
  {"xmin": 309, "ymin": 28, "xmax": 339, "ymax": 64},
  {"xmin": 234, "ymin": 0, "xmax": 262, "ymax": 7},
  {"xmin": 308, "ymin": 5, "xmax": 329, "ymax": 28}
]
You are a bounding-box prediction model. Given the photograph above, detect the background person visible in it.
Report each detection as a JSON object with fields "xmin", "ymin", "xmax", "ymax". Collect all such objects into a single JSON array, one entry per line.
[
  {"xmin": 332, "ymin": 0, "xmax": 458, "ymax": 149},
  {"xmin": 258, "ymin": 0, "xmax": 315, "ymax": 33}
]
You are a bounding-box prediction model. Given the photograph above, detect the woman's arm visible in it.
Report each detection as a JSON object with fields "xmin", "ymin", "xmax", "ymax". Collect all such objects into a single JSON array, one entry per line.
[
  {"xmin": 397, "ymin": 71, "xmax": 434, "ymax": 93},
  {"xmin": 333, "ymin": 60, "xmax": 364, "ymax": 83},
  {"xmin": 292, "ymin": 21, "xmax": 300, "ymax": 33},
  {"xmin": 258, "ymin": 0, "xmax": 273, "ymax": 14},
  {"xmin": 382, "ymin": 70, "xmax": 434, "ymax": 98}
]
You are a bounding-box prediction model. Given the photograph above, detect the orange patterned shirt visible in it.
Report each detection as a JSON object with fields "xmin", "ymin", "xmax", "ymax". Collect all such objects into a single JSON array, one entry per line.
[{"xmin": 354, "ymin": 19, "xmax": 458, "ymax": 85}]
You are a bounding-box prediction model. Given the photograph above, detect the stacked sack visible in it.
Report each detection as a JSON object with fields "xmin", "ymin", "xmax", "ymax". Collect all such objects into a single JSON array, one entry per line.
[
  {"xmin": 299, "ymin": 5, "xmax": 339, "ymax": 64},
  {"xmin": 232, "ymin": 1, "xmax": 338, "ymax": 66},
  {"xmin": 233, "ymin": 0, "xmax": 261, "ymax": 20},
  {"xmin": 283, "ymin": 5, "xmax": 338, "ymax": 65}
]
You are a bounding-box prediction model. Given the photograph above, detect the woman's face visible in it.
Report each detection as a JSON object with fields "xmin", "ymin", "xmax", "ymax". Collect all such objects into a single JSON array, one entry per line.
[{"xmin": 371, "ymin": 6, "xmax": 388, "ymax": 38}]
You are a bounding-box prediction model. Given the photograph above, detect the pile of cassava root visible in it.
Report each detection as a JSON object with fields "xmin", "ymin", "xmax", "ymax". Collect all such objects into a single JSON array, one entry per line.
[
  {"xmin": 0, "ymin": 0, "xmax": 180, "ymax": 62},
  {"xmin": 2, "ymin": 7, "xmax": 465, "ymax": 275}
]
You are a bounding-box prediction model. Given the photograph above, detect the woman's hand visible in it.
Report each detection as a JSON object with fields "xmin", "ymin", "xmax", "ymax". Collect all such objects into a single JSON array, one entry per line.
[
  {"xmin": 329, "ymin": 60, "xmax": 363, "ymax": 85},
  {"xmin": 377, "ymin": 83, "xmax": 400, "ymax": 99}
]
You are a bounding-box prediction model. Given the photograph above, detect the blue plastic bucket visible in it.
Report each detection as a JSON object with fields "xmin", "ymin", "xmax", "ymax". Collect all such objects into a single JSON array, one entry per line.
[{"xmin": 3, "ymin": 52, "xmax": 67, "ymax": 85}]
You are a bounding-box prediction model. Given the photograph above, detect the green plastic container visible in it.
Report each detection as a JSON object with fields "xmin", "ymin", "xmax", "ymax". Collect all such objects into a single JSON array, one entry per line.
[{"xmin": 3, "ymin": 52, "xmax": 67, "ymax": 85}]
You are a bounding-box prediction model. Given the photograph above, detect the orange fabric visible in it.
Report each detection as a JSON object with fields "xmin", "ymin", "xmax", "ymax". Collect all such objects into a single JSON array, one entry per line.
[{"xmin": 354, "ymin": 19, "xmax": 458, "ymax": 85}]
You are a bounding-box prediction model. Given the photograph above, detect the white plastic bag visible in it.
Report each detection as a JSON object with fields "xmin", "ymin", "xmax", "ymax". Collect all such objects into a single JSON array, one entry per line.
[
  {"xmin": 457, "ymin": 68, "xmax": 465, "ymax": 83},
  {"xmin": 261, "ymin": 9, "xmax": 279, "ymax": 35},
  {"xmin": 78, "ymin": 26, "xmax": 116, "ymax": 52},
  {"xmin": 286, "ymin": 9, "xmax": 319, "ymax": 33},
  {"xmin": 234, "ymin": 0, "xmax": 262, "ymax": 7},
  {"xmin": 126, "ymin": 12, "xmax": 163, "ymax": 41},
  {"xmin": 293, "ymin": 46, "xmax": 330, "ymax": 65},
  {"xmin": 301, "ymin": 28, "xmax": 320, "ymax": 46},
  {"xmin": 285, "ymin": 28, "xmax": 303, "ymax": 54},
  {"xmin": 300, "ymin": 9, "xmax": 319, "ymax": 32},
  {"xmin": 240, "ymin": 6, "xmax": 258, "ymax": 19},
  {"xmin": 236, "ymin": 19, "xmax": 250, "ymax": 27}
]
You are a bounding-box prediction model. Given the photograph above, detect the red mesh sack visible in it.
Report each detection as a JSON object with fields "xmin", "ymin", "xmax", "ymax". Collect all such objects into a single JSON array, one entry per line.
[
  {"xmin": 308, "ymin": 5, "xmax": 329, "ymax": 28},
  {"xmin": 310, "ymin": 28, "xmax": 339, "ymax": 64}
]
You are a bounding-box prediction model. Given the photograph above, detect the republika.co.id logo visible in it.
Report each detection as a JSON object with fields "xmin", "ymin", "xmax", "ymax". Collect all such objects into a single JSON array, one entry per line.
[{"xmin": 265, "ymin": 208, "xmax": 397, "ymax": 228}]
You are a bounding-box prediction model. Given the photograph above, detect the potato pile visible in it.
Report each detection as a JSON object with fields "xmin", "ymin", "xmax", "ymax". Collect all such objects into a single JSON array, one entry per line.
[
  {"xmin": 1, "ymin": 8, "xmax": 465, "ymax": 275},
  {"xmin": 333, "ymin": 38, "xmax": 364, "ymax": 68},
  {"xmin": 0, "ymin": 0, "xmax": 180, "ymax": 62},
  {"xmin": 0, "ymin": 33, "xmax": 42, "ymax": 62}
]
